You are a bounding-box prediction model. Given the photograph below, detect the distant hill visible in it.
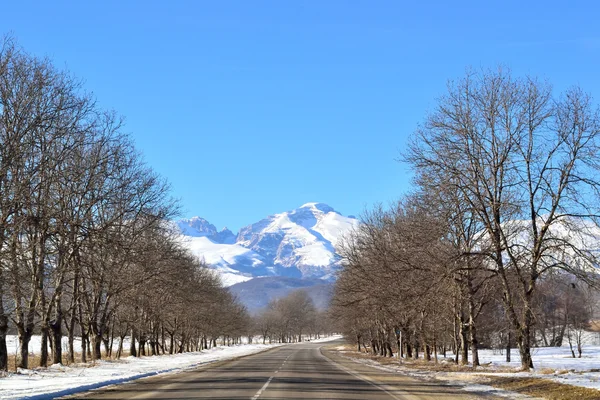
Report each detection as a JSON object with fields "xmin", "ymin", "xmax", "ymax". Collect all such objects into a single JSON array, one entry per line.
[{"xmin": 228, "ymin": 276, "xmax": 333, "ymax": 314}]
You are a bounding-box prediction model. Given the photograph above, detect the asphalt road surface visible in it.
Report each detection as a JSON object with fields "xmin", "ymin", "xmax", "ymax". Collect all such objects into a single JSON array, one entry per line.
[{"xmin": 64, "ymin": 341, "xmax": 498, "ymax": 399}]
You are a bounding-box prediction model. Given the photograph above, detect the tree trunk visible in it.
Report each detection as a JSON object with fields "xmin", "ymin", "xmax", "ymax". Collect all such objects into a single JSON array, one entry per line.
[
  {"xmin": 80, "ymin": 334, "xmax": 88, "ymax": 363},
  {"xmin": 405, "ymin": 342, "xmax": 412, "ymax": 359},
  {"xmin": 460, "ymin": 322, "xmax": 468, "ymax": 365},
  {"xmin": 0, "ymin": 312, "xmax": 8, "ymax": 371},
  {"xmin": 92, "ymin": 334, "xmax": 102, "ymax": 360},
  {"xmin": 50, "ymin": 317, "xmax": 63, "ymax": 365},
  {"xmin": 469, "ymin": 314, "xmax": 479, "ymax": 367},
  {"xmin": 467, "ymin": 278, "xmax": 480, "ymax": 367},
  {"xmin": 103, "ymin": 336, "xmax": 111, "ymax": 358},
  {"xmin": 17, "ymin": 326, "xmax": 33, "ymax": 369},
  {"xmin": 385, "ymin": 341, "xmax": 394, "ymax": 358},
  {"xmin": 67, "ymin": 317, "xmax": 76, "ymax": 364},
  {"xmin": 568, "ymin": 334, "xmax": 576, "ymax": 358},
  {"xmin": 130, "ymin": 328, "xmax": 137, "ymax": 357},
  {"xmin": 413, "ymin": 339, "xmax": 419, "ymax": 360},
  {"xmin": 40, "ymin": 323, "xmax": 49, "ymax": 367},
  {"xmin": 516, "ymin": 323, "xmax": 534, "ymax": 370},
  {"xmin": 169, "ymin": 332, "xmax": 175, "ymax": 354},
  {"xmin": 505, "ymin": 330, "xmax": 511, "ymax": 363},
  {"xmin": 116, "ymin": 335, "xmax": 125, "ymax": 359},
  {"xmin": 139, "ymin": 338, "xmax": 146, "ymax": 356},
  {"xmin": 67, "ymin": 268, "xmax": 79, "ymax": 364}
]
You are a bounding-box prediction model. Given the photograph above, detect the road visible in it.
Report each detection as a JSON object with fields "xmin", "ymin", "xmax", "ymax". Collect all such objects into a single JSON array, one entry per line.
[{"xmin": 64, "ymin": 341, "xmax": 498, "ymax": 399}]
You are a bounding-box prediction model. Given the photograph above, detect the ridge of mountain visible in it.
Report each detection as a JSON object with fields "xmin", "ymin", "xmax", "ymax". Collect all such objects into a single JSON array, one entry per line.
[{"xmin": 176, "ymin": 202, "xmax": 359, "ymax": 285}]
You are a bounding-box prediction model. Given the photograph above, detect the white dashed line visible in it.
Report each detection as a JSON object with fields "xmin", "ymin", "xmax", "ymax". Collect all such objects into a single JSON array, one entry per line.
[
  {"xmin": 251, "ymin": 376, "xmax": 274, "ymax": 400},
  {"xmin": 250, "ymin": 353, "xmax": 293, "ymax": 399}
]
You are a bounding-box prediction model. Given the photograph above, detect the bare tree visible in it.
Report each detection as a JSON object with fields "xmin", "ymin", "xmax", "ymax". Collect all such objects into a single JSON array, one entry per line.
[{"xmin": 406, "ymin": 68, "xmax": 600, "ymax": 369}]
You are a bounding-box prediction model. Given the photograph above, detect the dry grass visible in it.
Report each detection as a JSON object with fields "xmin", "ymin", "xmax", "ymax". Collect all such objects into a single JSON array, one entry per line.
[
  {"xmin": 343, "ymin": 349, "xmax": 497, "ymax": 373},
  {"xmin": 587, "ymin": 320, "xmax": 600, "ymax": 333},
  {"xmin": 539, "ymin": 367, "xmax": 556, "ymax": 375},
  {"xmin": 486, "ymin": 376, "xmax": 600, "ymax": 400}
]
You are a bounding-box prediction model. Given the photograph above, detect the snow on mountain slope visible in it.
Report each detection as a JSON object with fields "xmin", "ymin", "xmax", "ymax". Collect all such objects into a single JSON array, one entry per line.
[
  {"xmin": 179, "ymin": 235, "xmax": 267, "ymax": 285},
  {"xmin": 313, "ymin": 209, "xmax": 358, "ymax": 245},
  {"xmin": 212, "ymin": 227, "xmax": 237, "ymax": 244},
  {"xmin": 235, "ymin": 203, "xmax": 358, "ymax": 279},
  {"xmin": 178, "ymin": 217, "xmax": 237, "ymax": 245},
  {"xmin": 176, "ymin": 203, "xmax": 359, "ymax": 283},
  {"xmin": 177, "ymin": 217, "xmax": 217, "ymax": 237}
]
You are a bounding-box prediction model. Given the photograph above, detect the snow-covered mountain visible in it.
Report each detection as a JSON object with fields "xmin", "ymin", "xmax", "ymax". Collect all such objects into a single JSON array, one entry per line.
[
  {"xmin": 177, "ymin": 203, "xmax": 359, "ymax": 285},
  {"xmin": 177, "ymin": 217, "xmax": 236, "ymax": 244},
  {"xmin": 177, "ymin": 216, "xmax": 217, "ymax": 237}
]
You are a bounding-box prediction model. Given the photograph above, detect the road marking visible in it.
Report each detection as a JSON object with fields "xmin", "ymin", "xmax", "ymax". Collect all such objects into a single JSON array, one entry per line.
[
  {"xmin": 251, "ymin": 376, "xmax": 274, "ymax": 400},
  {"xmin": 251, "ymin": 351, "xmax": 294, "ymax": 399}
]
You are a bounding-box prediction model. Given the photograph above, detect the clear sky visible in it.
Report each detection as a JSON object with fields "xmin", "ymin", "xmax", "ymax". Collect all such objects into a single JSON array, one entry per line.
[{"xmin": 2, "ymin": 1, "xmax": 599, "ymax": 231}]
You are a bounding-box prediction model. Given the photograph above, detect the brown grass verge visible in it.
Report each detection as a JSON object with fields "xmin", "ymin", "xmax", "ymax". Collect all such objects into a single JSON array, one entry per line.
[
  {"xmin": 329, "ymin": 345, "xmax": 600, "ymax": 400},
  {"xmin": 335, "ymin": 346, "xmax": 501, "ymax": 373},
  {"xmin": 486, "ymin": 376, "xmax": 600, "ymax": 400}
]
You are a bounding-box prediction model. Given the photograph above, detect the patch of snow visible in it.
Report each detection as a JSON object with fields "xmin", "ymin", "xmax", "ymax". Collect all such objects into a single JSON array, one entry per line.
[{"xmin": 308, "ymin": 334, "xmax": 343, "ymax": 343}]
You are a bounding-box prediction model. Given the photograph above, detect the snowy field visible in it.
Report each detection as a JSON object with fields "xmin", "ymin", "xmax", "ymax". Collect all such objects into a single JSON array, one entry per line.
[
  {"xmin": 474, "ymin": 343, "xmax": 600, "ymax": 392},
  {"xmin": 465, "ymin": 331, "xmax": 600, "ymax": 391},
  {"xmin": 1, "ymin": 335, "xmax": 341, "ymax": 400}
]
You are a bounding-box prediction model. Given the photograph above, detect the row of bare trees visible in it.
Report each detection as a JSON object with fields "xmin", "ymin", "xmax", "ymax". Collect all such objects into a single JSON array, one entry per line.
[
  {"xmin": 333, "ymin": 68, "xmax": 600, "ymax": 370},
  {"xmin": 253, "ymin": 290, "xmax": 332, "ymax": 344},
  {"xmin": 0, "ymin": 38, "xmax": 250, "ymax": 371}
]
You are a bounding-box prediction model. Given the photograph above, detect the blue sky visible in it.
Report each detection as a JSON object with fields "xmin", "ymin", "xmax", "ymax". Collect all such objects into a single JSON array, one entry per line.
[{"xmin": 2, "ymin": 1, "xmax": 599, "ymax": 231}]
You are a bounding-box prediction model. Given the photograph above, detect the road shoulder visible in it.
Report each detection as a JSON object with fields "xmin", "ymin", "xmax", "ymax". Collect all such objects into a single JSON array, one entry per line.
[{"xmin": 320, "ymin": 344, "xmax": 524, "ymax": 399}]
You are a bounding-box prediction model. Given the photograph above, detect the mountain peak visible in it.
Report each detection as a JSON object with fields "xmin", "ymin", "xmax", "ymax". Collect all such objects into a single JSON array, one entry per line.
[
  {"xmin": 298, "ymin": 202, "xmax": 335, "ymax": 213},
  {"xmin": 213, "ymin": 226, "xmax": 236, "ymax": 244},
  {"xmin": 177, "ymin": 216, "xmax": 217, "ymax": 237}
]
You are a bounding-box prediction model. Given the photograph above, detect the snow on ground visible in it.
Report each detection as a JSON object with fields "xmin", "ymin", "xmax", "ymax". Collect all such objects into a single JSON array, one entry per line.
[
  {"xmin": 309, "ymin": 334, "xmax": 343, "ymax": 343},
  {"xmin": 473, "ymin": 343, "xmax": 600, "ymax": 391},
  {"xmin": 1, "ymin": 342, "xmax": 282, "ymax": 400}
]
